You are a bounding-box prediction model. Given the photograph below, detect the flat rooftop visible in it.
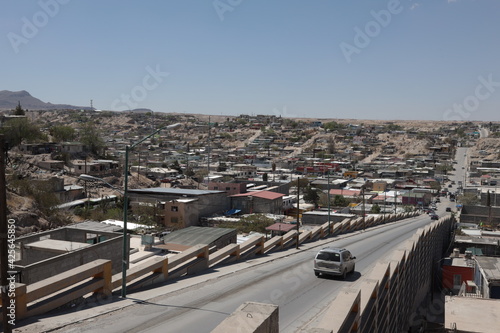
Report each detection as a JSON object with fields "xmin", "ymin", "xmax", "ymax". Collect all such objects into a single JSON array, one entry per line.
[
  {"xmin": 476, "ymin": 256, "xmax": 500, "ymax": 281},
  {"xmin": 68, "ymin": 220, "xmax": 122, "ymax": 233},
  {"xmin": 445, "ymin": 296, "xmax": 500, "ymax": 332},
  {"xmin": 24, "ymin": 239, "xmax": 91, "ymax": 253}
]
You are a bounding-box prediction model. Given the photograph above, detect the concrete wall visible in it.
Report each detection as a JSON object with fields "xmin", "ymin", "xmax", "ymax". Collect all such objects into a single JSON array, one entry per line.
[
  {"xmin": 460, "ymin": 205, "xmax": 500, "ymax": 224},
  {"xmin": 302, "ymin": 212, "xmax": 355, "ymax": 225},
  {"xmin": 15, "ymin": 235, "xmax": 126, "ymax": 285}
]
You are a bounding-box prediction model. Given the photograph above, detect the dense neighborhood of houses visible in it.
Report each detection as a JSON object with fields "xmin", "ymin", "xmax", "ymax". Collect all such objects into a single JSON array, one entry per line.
[
  {"xmin": 2, "ymin": 108, "xmax": 500, "ymax": 329},
  {"xmin": 4, "ymin": 110, "xmax": 498, "ymax": 233}
]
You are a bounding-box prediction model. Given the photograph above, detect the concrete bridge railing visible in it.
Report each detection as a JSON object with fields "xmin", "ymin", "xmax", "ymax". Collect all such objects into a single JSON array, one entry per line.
[
  {"xmin": 0, "ymin": 259, "xmax": 112, "ymax": 322},
  {"xmin": 5, "ymin": 212, "xmax": 420, "ymax": 321}
]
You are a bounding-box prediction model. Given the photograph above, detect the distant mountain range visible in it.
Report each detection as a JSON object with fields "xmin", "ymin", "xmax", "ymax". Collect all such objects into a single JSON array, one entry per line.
[{"xmin": 0, "ymin": 90, "xmax": 92, "ymax": 111}]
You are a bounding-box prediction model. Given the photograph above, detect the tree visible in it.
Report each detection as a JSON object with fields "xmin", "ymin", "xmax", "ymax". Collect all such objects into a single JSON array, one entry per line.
[
  {"xmin": 457, "ymin": 192, "xmax": 479, "ymax": 206},
  {"xmin": 333, "ymin": 195, "xmax": 349, "ymax": 207},
  {"xmin": 51, "ymin": 125, "xmax": 76, "ymax": 142},
  {"xmin": 0, "ymin": 118, "xmax": 47, "ymax": 147},
  {"xmin": 13, "ymin": 101, "xmax": 25, "ymax": 115},
  {"xmin": 291, "ymin": 178, "xmax": 309, "ymax": 189},
  {"xmin": 79, "ymin": 121, "xmax": 105, "ymax": 155},
  {"xmin": 370, "ymin": 204, "xmax": 381, "ymax": 214},
  {"xmin": 170, "ymin": 160, "xmax": 183, "ymax": 174},
  {"xmin": 323, "ymin": 121, "xmax": 344, "ymax": 131},
  {"xmin": 303, "ymin": 186, "xmax": 320, "ymax": 208}
]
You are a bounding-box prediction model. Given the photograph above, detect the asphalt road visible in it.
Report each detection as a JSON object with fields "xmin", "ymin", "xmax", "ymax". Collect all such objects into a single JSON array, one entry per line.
[{"xmin": 43, "ymin": 214, "xmax": 438, "ymax": 333}]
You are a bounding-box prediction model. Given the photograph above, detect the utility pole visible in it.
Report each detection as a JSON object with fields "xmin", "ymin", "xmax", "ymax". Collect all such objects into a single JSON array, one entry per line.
[
  {"xmin": 327, "ymin": 172, "xmax": 331, "ymax": 236},
  {"xmin": 296, "ymin": 177, "xmax": 300, "ymax": 249},
  {"xmin": 394, "ymin": 190, "xmax": 397, "ymax": 214},
  {"xmin": 362, "ymin": 186, "xmax": 366, "ymax": 230},
  {"xmin": 384, "ymin": 190, "xmax": 387, "ymax": 222},
  {"xmin": 137, "ymin": 152, "xmax": 140, "ymax": 181},
  {"xmin": 207, "ymin": 116, "xmax": 211, "ymax": 177},
  {"xmin": 0, "ymin": 135, "xmax": 12, "ymax": 333},
  {"xmin": 84, "ymin": 157, "xmax": 88, "ymax": 211}
]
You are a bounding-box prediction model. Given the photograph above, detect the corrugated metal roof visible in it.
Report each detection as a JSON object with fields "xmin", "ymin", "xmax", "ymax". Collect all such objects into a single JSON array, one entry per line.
[
  {"xmin": 265, "ymin": 223, "xmax": 296, "ymax": 232},
  {"xmin": 161, "ymin": 226, "xmax": 236, "ymax": 246},
  {"xmin": 129, "ymin": 187, "xmax": 224, "ymax": 196},
  {"xmin": 476, "ymin": 256, "xmax": 500, "ymax": 281},
  {"xmin": 231, "ymin": 190, "xmax": 284, "ymax": 200},
  {"xmin": 329, "ymin": 189, "xmax": 360, "ymax": 197},
  {"xmin": 67, "ymin": 221, "xmax": 122, "ymax": 233}
]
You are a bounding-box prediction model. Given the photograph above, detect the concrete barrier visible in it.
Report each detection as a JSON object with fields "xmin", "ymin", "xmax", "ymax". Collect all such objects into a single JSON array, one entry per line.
[
  {"xmin": 239, "ymin": 235, "xmax": 265, "ymax": 256},
  {"xmin": 212, "ymin": 302, "xmax": 279, "ymax": 333},
  {"xmin": 209, "ymin": 243, "xmax": 240, "ymax": 266},
  {"xmin": 0, "ymin": 259, "xmax": 112, "ymax": 321}
]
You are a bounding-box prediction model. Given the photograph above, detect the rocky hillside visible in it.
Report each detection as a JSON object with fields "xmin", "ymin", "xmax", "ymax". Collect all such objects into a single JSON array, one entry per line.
[{"xmin": 0, "ymin": 90, "xmax": 90, "ymax": 110}]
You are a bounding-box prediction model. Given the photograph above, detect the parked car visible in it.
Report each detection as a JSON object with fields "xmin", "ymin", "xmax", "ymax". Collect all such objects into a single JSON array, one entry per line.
[
  {"xmin": 446, "ymin": 207, "xmax": 452, "ymax": 212},
  {"xmin": 314, "ymin": 247, "xmax": 356, "ymax": 279}
]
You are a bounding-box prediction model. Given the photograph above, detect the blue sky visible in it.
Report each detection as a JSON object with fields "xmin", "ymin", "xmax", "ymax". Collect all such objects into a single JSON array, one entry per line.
[{"xmin": 1, "ymin": 0, "xmax": 499, "ymax": 121}]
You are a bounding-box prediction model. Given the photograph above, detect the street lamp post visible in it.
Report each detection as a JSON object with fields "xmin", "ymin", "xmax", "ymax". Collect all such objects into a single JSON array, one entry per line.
[
  {"xmin": 327, "ymin": 171, "xmax": 331, "ymax": 236},
  {"xmin": 120, "ymin": 123, "xmax": 180, "ymax": 298},
  {"xmin": 361, "ymin": 186, "xmax": 366, "ymax": 230},
  {"xmin": 383, "ymin": 190, "xmax": 387, "ymax": 223}
]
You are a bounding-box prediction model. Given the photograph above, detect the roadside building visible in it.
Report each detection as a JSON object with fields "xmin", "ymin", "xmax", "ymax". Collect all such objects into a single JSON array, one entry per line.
[
  {"xmin": 230, "ymin": 190, "xmax": 284, "ymax": 215},
  {"xmin": 128, "ymin": 187, "xmax": 230, "ymax": 229}
]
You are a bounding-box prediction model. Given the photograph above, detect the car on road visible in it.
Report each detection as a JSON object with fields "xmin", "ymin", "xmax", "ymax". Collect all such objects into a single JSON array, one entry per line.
[
  {"xmin": 446, "ymin": 207, "xmax": 452, "ymax": 212},
  {"xmin": 314, "ymin": 247, "xmax": 356, "ymax": 279},
  {"xmin": 430, "ymin": 214, "xmax": 439, "ymax": 220}
]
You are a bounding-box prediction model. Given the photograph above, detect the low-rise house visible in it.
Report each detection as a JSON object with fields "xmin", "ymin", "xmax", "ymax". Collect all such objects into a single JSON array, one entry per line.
[
  {"xmin": 401, "ymin": 190, "xmax": 432, "ymax": 206},
  {"xmin": 128, "ymin": 188, "xmax": 230, "ymax": 229},
  {"xmin": 60, "ymin": 142, "xmax": 86, "ymax": 154},
  {"xmin": 442, "ymin": 250, "xmax": 475, "ymax": 294},
  {"xmin": 13, "ymin": 221, "xmax": 124, "ymax": 284},
  {"xmin": 147, "ymin": 167, "xmax": 178, "ymax": 180},
  {"xmin": 19, "ymin": 143, "xmax": 59, "ymax": 154},
  {"xmin": 72, "ymin": 159, "xmax": 120, "ymax": 177},
  {"xmin": 37, "ymin": 159, "xmax": 65, "ymax": 171},
  {"xmin": 208, "ymin": 182, "xmax": 247, "ymax": 196},
  {"xmin": 230, "ymin": 190, "xmax": 284, "ymax": 215}
]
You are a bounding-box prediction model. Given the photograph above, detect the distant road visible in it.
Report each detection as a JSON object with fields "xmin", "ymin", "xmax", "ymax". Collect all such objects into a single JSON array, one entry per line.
[{"xmin": 479, "ymin": 126, "xmax": 489, "ymax": 138}]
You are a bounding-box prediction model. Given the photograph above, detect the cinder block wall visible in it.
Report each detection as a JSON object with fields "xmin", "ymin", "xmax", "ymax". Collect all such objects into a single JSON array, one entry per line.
[{"xmin": 16, "ymin": 236, "xmax": 125, "ymax": 285}]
